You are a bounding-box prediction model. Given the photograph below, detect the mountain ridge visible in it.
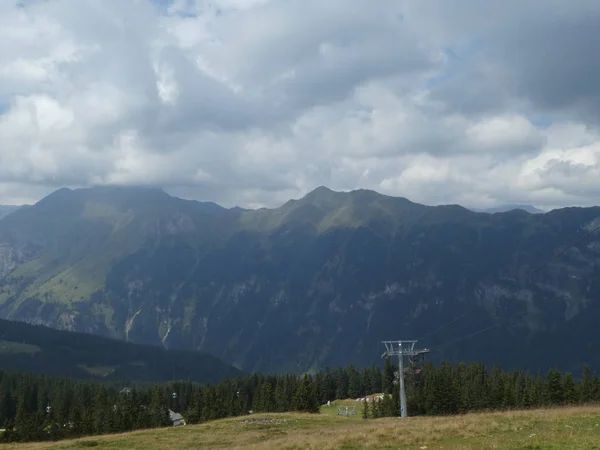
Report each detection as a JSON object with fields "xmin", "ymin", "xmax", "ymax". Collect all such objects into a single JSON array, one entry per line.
[
  {"xmin": 469, "ymin": 204, "xmax": 546, "ymax": 214},
  {"xmin": 1, "ymin": 185, "xmax": 600, "ymax": 374},
  {"xmin": 0, "ymin": 205, "xmax": 22, "ymax": 220}
]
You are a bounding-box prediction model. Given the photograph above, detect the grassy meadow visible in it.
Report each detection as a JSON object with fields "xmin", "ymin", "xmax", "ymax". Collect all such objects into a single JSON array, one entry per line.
[{"xmin": 2, "ymin": 402, "xmax": 600, "ymax": 449}]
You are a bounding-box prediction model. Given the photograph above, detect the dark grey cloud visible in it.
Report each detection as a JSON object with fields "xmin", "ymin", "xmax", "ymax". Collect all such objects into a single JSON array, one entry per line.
[
  {"xmin": 419, "ymin": 0, "xmax": 600, "ymax": 123},
  {"xmin": 498, "ymin": 12, "xmax": 600, "ymax": 123}
]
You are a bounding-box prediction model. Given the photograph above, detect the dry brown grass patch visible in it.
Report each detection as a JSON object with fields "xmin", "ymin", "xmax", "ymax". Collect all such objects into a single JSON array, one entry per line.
[{"xmin": 3, "ymin": 405, "xmax": 600, "ymax": 449}]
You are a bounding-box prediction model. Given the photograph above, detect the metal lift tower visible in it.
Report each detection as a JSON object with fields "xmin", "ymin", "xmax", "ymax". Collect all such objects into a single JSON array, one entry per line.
[{"xmin": 381, "ymin": 340, "xmax": 430, "ymax": 418}]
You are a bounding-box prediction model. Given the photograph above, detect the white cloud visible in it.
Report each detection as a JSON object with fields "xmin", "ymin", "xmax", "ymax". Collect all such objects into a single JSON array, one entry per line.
[
  {"xmin": 466, "ymin": 115, "xmax": 544, "ymax": 154},
  {"xmin": 0, "ymin": 0, "xmax": 600, "ymax": 211}
]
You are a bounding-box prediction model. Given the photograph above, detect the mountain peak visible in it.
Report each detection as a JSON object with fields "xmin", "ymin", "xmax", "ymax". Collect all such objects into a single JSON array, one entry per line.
[
  {"xmin": 310, "ymin": 185, "xmax": 334, "ymax": 194},
  {"xmin": 299, "ymin": 186, "xmax": 391, "ymax": 204},
  {"xmin": 301, "ymin": 185, "xmax": 336, "ymax": 200},
  {"xmin": 34, "ymin": 185, "xmax": 170, "ymax": 206},
  {"xmin": 84, "ymin": 184, "xmax": 170, "ymax": 198},
  {"xmin": 1, "ymin": 185, "xmax": 178, "ymax": 227}
]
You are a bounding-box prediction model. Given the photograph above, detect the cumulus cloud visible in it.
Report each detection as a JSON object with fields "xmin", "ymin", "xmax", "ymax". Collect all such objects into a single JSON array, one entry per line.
[{"xmin": 0, "ymin": 0, "xmax": 600, "ymax": 211}]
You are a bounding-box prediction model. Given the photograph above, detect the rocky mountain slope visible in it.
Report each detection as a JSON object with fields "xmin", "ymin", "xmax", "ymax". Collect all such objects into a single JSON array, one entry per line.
[
  {"xmin": 0, "ymin": 317, "xmax": 242, "ymax": 383},
  {"xmin": 0, "ymin": 185, "xmax": 599, "ymax": 374}
]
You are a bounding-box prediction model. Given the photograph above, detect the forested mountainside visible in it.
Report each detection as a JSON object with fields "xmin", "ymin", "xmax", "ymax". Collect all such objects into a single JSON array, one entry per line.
[
  {"xmin": 0, "ymin": 318, "xmax": 242, "ymax": 383},
  {"xmin": 0, "ymin": 185, "xmax": 599, "ymax": 374}
]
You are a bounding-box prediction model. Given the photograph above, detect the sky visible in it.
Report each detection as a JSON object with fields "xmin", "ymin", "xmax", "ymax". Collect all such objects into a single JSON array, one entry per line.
[{"xmin": 1, "ymin": 0, "xmax": 600, "ymax": 210}]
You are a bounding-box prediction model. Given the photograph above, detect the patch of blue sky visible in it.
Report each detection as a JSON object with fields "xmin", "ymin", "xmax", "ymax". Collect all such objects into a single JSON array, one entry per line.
[
  {"xmin": 530, "ymin": 116, "xmax": 553, "ymax": 128},
  {"xmin": 152, "ymin": 0, "xmax": 201, "ymax": 17}
]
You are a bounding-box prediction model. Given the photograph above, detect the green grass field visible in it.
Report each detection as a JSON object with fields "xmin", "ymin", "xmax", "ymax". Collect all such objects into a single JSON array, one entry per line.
[
  {"xmin": 0, "ymin": 340, "xmax": 40, "ymax": 355},
  {"xmin": 3, "ymin": 403, "xmax": 600, "ymax": 449}
]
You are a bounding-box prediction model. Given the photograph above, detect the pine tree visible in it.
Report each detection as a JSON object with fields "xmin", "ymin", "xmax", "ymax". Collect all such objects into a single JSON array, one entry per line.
[
  {"xmin": 563, "ymin": 373, "xmax": 578, "ymax": 405},
  {"xmin": 0, "ymin": 387, "xmax": 8, "ymax": 428},
  {"xmin": 580, "ymin": 365, "xmax": 593, "ymax": 404},
  {"xmin": 592, "ymin": 374, "xmax": 600, "ymax": 402},
  {"xmin": 70, "ymin": 405, "xmax": 83, "ymax": 437},
  {"xmin": 92, "ymin": 386, "xmax": 107, "ymax": 435},
  {"xmin": 371, "ymin": 397, "xmax": 381, "ymax": 418},
  {"xmin": 428, "ymin": 363, "xmax": 459, "ymax": 415},
  {"xmin": 362, "ymin": 400, "xmax": 369, "ymax": 419},
  {"xmin": 546, "ymin": 369, "xmax": 564, "ymax": 405},
  {"xmin": 382, "ymin": 358, "xmax": 395, "ymax": 395},
  {"xmin": 255, "ymin": 382, "xmax": 275, "ymax": 412},
  {"xmin": 347, "ymin": 365, "xmax": 363, "ymax": 399},
  {"xmin": 274, "ymin": 380, "xmax": 287, "ymax": 412},
  {"xmin": 335, "ymin": 369, "xmax": 348, "ymax": 399},
  {"xmin": 380, "ymin": 394, "xmax": 397, "ymax": 417},
  {"xmin": 371, "ymin": 365, "xmax": 383, "ymax": 394},
  {"xmin": 150, "ymin": 387, "xmax": 170, "ymax": 428},
  {"xmin": 323, "ymin": 368, "xmax": 336, "ymax": 402},
  {"xmin": 292, "ymin": 374, "xmax": 319, "ymax": 413},
  {"xmin": 489, "ymin": 366, "xmax": 505, "ymax": 410},
  {"xmin": 362, "ymin": 369, "xmax": 373, "ymax": 396},
  {"xmin": 314, "ymin": 372, "xmax": 326, "ymax": 405},
  {"xmin": 14, "ymin": 384, "xmax": 33, "ymax": 442}
]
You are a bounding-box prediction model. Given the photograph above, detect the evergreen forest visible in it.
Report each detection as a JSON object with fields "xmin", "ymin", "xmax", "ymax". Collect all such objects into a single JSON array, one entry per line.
[
  {"xmin": 1, "ymin": 359, "xmax": 599, "ymax": 443},
  {"xmin": 0, "ymin": 318, "xmax": 242, "ymax": 383}
]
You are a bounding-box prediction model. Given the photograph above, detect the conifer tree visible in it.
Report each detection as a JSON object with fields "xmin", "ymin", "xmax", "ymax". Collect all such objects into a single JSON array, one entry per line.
[
  {"xmin": 347, "ymin": 365, "xmax": 363, "ymax": 399},
  {"xmin": 371, "ymin": 397, "xmax": 381, "ymax": 418},
  {"xmin": 323, "ymin": 368, "xmax": 336, "ymax": 402},
  {"xmin": 591, "ymin": 374, "xmax": 600, "ymax": 401},
  {"xmin": 274, "ymin": 380, "xmax": 287, "ymax": 412},
  {"xmin": 579, "ymin": 365, "xmax": 593, "ymax": 403},
  {"xmin": 335, "ymin": 369, "xmax": 348, "ymax": 399},
  {"xmin": 382, "ymin": 358, "xmax": 395, "ymax": 395},
  {"xmin": 362, "ymin": 400, "xmax": 369, "ymax": 419},
  {"xmin": 546, "ymin": 369, "xmax": 564, "ymax": 405},
  {"xmin": 380, "ymin": 393, "xmax": 397, "ymax": 417},
  {"xmin": 314, "ymin": 372, "xmax": 326, "ymax": 405},
  {"xmin": 292, "ymin": 374, "xmax": 319, "ymax": 413},
  {"xmin": 563, "ymin": 373, "xmax": 578, "ymax": 404},
  {"xmin": 362, "ymin": 368, "xmax": 372, "ymax": 396},
  {"xmin": 92, "ymin": 386, "xmax": 107, "ymax": 435},
  {"xmin": 371, "ymin": 365, "xmax": 383, "ymax": 393},
  {"xmin": 489, "ymin": 366, "xmax": 505, "ymax": 410},
  {"xmin": 14, "ymin": 386, "xmax": 32, "ymax": 442},
  {"xmin": 0, "ymin": 388, "xmax": 8, "ymax": 428},
  {"xmin": 255, "ymin": 381, "xmax": 276, "ymax": 412}
]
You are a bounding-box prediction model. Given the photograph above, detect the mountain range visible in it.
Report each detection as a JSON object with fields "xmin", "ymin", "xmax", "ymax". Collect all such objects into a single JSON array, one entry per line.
[{"xmin": 0, "ymin": 185, "xmax": 599, "ymax": 375}]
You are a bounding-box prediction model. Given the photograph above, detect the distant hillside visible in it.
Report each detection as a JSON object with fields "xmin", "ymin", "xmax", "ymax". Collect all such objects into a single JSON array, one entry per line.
[
  {"xmin": 0, "ymin": 205, "xmax": 21, "ymax": 220},
  {"xmin": 470, "ymin": 204, "xmax": 546, "ymax": 214},
  {"xmin": 0, "ymin": 318, "xmax": 243, "ymax": 383}
]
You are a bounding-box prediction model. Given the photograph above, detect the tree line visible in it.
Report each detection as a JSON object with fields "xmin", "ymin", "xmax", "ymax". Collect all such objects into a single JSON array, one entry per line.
[{"xmin": 2, "ymin": 360, "xmax": 600, "ymax": 443}]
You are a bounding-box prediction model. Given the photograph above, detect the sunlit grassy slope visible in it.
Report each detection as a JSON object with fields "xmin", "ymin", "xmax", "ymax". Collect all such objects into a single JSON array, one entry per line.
[{"xmin": 5, "ymin": 404, "xmax": 600, "ymax": 449}]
